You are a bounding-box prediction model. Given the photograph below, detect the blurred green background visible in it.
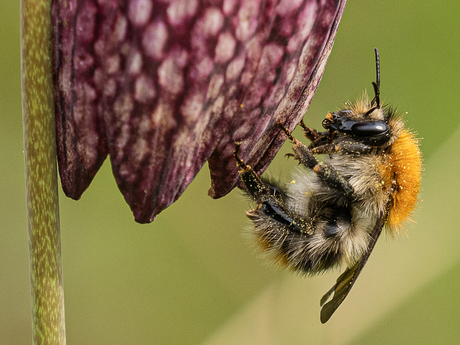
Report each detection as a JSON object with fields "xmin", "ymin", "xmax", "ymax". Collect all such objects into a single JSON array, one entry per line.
[{"xmin": 2, "ymin": 1, "xmax": 460, "ymax": 344}]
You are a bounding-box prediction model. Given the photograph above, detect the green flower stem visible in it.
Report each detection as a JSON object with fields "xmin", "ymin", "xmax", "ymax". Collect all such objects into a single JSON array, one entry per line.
[{"xmin": 21, "ymin": 0, "xmax": 66, "ymax": 343}]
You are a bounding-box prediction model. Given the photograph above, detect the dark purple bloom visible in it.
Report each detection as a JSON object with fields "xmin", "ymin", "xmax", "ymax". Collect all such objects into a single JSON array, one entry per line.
[{"xmin": 52, "ymin": 0, "xmax": 347, "ymax": 223}]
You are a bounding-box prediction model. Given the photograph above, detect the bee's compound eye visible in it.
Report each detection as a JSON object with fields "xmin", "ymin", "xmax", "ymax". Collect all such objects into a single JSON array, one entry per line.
[{"xmin": 350, "ymin": 120, "xmax": 389, "ymax": 136}]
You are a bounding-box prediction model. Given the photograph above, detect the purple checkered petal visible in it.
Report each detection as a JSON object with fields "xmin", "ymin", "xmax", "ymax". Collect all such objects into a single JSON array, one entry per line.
[{"xmin": 52, "ymin": 0, "xmax": 346, "ymax": 223}]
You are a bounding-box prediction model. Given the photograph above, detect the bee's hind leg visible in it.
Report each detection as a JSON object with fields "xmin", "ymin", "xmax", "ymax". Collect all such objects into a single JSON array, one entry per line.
[
  {"xmin": 233, "ymin": 142, "xmax": 308, "ymax": 234},
  {"xmin": 233, "ymin": 143, "xmax": 269, "ymax": 200}
]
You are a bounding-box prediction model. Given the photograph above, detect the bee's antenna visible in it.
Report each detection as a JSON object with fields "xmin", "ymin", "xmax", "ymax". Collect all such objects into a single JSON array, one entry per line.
[
  {"xmin": 366, "ymin": 48, "xmax": 381, "ymax": 116},
  {"xmin": 371, "ymin": 48, "xmax": 380, "ymax": 109}
]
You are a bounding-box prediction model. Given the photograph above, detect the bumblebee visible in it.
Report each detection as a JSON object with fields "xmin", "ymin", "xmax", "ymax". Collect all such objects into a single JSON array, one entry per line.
[{"xmin": 234, "ymin": 48, "xmax": 422, "ymax": 323}]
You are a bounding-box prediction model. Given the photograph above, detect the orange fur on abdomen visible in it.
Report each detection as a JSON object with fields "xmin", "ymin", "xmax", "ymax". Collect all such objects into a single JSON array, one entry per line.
[{"xmin": 385, "ymin": 128, "xmax": 422, "ymax": 232}]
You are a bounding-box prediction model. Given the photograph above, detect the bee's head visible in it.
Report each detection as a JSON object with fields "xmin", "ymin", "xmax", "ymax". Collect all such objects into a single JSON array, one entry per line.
[{"xmin": 322, "ymin": 48, "xmax": 392, "ymax": 147}]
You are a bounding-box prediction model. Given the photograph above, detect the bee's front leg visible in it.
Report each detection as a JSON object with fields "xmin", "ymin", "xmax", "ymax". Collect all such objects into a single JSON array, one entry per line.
[
  {"xmin": 311, "ymin": 141, "xmax": 373, "ymax": 155},
  {"xmin": 278, "ymin": 124, "xmax": 354, "ymax": 198}
]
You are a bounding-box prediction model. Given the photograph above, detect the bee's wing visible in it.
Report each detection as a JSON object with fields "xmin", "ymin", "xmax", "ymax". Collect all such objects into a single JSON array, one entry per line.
[{"xmin": 319, "ymin": 209, "xmax": 388, "ymax": 323}]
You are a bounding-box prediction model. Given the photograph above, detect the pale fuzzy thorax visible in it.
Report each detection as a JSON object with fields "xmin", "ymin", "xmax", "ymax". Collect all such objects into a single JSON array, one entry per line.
[
  {"xmin": 331, "ymin": 155, "xmax": 389, "ymax": 217},
  {"xmin": 287, "ymin": 168, "xmax": 373, "ymax": 268}
]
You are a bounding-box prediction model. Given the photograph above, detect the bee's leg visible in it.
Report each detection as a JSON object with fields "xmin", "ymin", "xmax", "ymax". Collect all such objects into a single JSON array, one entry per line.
[
  {"xmin": 299, "ymin": 120, "xmax": 322, "ymax": 141},
  {"xmin": 233, "ymin": 144, "xmax": 269, "ymax": 202},
  {"xmin": 298, "ymin": 120, "xmax": 330, "ymax": 149},
  {"xmin": 311, "ymin": 141, "xmax": 373, "ymax": 155},
  {"xmin": 233, "ymin": 143, "xmax": 309, "ymax": 234},
  {"xmin": 278, "ymin": 124, "xmax": 354, "ymax": 197},
  {"xmin": 293, "ymin": 143, "xmax": 354, "ymax": 197}
]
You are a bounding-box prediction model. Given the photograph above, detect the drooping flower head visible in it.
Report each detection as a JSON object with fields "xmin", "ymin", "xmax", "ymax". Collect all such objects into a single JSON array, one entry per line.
[{"xmin": 52, "ymin": 0, "xmax": 347, "ymax": 223}]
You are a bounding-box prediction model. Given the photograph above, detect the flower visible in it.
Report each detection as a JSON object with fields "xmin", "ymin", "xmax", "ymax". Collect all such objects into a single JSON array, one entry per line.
[{"xmin": 52, "ymin": 0, "xmax": 346, "ymax": 223}]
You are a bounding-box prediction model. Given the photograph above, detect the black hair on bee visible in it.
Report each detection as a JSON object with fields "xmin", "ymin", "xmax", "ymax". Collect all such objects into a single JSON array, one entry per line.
[{"xmin": 234, "ymin": 48, "xmax": 422, "ymax": 323}]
